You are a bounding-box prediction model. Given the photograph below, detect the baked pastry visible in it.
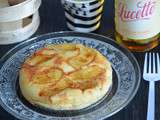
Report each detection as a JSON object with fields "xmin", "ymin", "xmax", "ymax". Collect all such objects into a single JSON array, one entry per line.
[{"xmin": 19, "ymin": 43, "xmax": 112, "ymax": 110}]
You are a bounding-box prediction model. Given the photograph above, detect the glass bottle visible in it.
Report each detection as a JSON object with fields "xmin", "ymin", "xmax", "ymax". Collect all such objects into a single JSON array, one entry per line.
[{"xmin": 115, "ymin": 0, "xmax": 160, "ymax": 52}]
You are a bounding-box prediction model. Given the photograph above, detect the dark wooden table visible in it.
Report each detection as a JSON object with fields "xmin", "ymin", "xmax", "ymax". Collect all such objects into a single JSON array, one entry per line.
[{"xmin": 0, "ymin": 0, "xmax": 160, "ymax": 120}]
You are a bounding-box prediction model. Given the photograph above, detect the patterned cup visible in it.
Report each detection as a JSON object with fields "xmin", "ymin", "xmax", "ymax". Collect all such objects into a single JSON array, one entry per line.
[{"xmin": 61, "ymin": 0, "xmax": 104, "ymax": 32}]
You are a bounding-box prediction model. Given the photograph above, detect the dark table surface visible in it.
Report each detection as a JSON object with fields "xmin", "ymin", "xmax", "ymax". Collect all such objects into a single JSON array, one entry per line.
[{"xmin": 0, "ymin": 0, "xmax": 160, "ymax": 120}]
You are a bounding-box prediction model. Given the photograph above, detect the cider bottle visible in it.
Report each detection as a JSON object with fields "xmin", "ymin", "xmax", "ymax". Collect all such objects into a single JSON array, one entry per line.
[{"xmin": 115, "ymin": 0, "xmax": 160, "ymax": 52}]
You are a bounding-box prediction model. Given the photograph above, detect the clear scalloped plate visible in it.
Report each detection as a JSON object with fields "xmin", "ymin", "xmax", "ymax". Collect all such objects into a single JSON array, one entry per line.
[{"xmin": 0, "ymin": 32, "xmax": 141, "ymax": 120}]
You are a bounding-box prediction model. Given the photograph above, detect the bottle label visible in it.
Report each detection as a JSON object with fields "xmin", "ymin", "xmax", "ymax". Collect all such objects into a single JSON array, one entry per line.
[{"xmin": 115, "ymin": 0, "xmax": 160, "ymax": 40}]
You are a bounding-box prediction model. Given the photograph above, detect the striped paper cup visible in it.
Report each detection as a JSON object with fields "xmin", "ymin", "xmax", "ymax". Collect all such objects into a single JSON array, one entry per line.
[
  {"xmin": 61, "ymin": 0, "xmax": 104, "ymax": 32},
  {"xmin": 61, "ymin": 0, "xmax": 104, "ymax": 11}
]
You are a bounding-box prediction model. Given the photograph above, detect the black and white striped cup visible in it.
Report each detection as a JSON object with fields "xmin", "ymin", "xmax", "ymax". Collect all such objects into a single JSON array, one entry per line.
[{"xmin": 61, "ymin": 0, "xmax": 104, "ymax": 32}]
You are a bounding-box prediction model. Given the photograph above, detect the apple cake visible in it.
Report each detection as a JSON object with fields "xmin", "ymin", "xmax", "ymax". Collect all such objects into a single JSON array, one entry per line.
[{"xmin": 19, "ymin": 43, "xmax": 112, "ymax": 110}]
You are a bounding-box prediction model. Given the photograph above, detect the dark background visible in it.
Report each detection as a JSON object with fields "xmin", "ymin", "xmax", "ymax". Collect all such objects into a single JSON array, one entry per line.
[{"xmin": 0, "ymin": 0, "xmax": 160, "ymax": 120}]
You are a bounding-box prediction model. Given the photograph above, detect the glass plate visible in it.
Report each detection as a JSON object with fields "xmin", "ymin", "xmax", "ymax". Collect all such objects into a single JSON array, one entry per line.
[{"xmin": 0, "ymin": 32, "xmax": 141, "ymax": 120}]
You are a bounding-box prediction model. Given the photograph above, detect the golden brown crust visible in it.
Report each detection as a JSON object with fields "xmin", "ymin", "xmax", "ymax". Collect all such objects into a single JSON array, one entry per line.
[{"xmin": 19, "ymin": 43, "xmax": 112, "ymax": 110}]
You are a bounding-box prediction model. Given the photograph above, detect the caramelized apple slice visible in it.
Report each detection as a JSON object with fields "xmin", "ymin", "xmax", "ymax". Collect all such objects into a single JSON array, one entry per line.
[
  {"xmin": 37, "ymin": 58, "xmax": 54, "ymax": 67},
  {"xmin": 47, "ymin": 44, "xmax": 77, "ymax": 51},
  {"xmin": 32, "ymin": 68, "xmax": 63, "ymax": 84},
  {"xmin": 68, "ymin": 48, "xmax": 95, "ymax": 69},
  {"xmin": 68, "ymin": 66, "xmax": 105, "ymax": 82},
  {"xmin": 59, "ymin": 62, "xmax": 75, "ymax": 73},
  {"xmin": 47, "ymin": 44, "xmax": 79, "ymax": 58},
  {"xmin": 69, "ymin": 81, "xmax": 97, "ymax": 90},
  {"xmin": 47, "ymin": 68, "xmax": 63, "ymax": 81},
  {"xmin": 63, "ymin": 50, "xmax": 79, "ymax": 58},
  {"xmin": 37, "ymin": 55, "xmax": 75, "ymax": 74},
  {"xmin": 39, "ymin": 78, "xmax": 69, "ymax": 97},
  {"xmin": 94, "ymin": 51, "xmax": 106, "ymax": 63},
  {"xmin": 36, "ymin": 48, "xmax": 56, "ymax": 56},
  {"xmin": 21, "ymin": 64, "xmax": 38, "ymax": 81},
  {"xmin": 25, "ymin": 56, "xmax": 46, "ymax": 66}
]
